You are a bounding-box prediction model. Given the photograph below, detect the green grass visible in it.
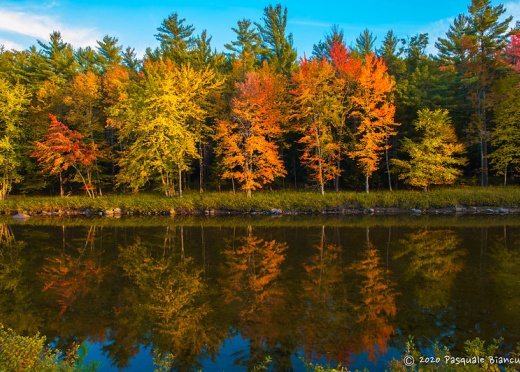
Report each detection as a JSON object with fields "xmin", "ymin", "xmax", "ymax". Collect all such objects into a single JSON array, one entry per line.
[{"xmin": 1, "ymin": 186, "xmax": 520, "ymax": 216}]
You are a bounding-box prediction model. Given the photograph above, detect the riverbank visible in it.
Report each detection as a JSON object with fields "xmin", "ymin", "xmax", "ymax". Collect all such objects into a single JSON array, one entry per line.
[{"xmin": 1, "ymin": 187, "xmax": 520, "ymax": 217}]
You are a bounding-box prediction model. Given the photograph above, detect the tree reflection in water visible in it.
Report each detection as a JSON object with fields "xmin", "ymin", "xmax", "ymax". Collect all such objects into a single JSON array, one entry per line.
[
  {"xmin": 394, "ymin": 228, "xmax": 466, "ymax": 309},
  {"xmin": 0, "ymin": 220, "xmax": 518, "ymax": 371},
  {"xmin": 349, "ymin": 227, "xmax": 397, "ymax": 363},
  {"xmin": 0, "ymin": 224, "xmax": 40, "ymax": 334},
  {"xmin": 118, "ymin": 227, "xmax": 226, "ymax": 371},
  {"xmin": 299, "ymin": 225, "xmax": 353, "ymax": 365},
  {"xmin": 220, "ymin": 225, "xmax": 295, "ymax": 371}
]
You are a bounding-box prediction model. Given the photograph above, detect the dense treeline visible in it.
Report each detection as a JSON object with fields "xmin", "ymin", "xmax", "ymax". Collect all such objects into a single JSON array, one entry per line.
[{"xmin": 0, "ymin": 0, "xmax": 519, "ymax": 199}]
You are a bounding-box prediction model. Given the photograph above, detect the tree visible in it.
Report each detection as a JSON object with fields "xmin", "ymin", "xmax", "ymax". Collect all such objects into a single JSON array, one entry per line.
[
  {"xmin": 255, "ymin": 4, "xmax": 297, "ymax": 76},
  {"xmin": 436, "ymin": 0, "xmax": 512, "ymax": 186},
  {"xmin": 392, "ymin": 109, "xmax": 466, "ymax": 190},
  {"xmin": 225, "ymin": 19, "xmax": 263, "ymax": 79},
  {"xmin": 36, "ymin": 31, "xmax": 79, "ymax": 83},
  {"xmin": 103, "ymin": 64, "xmax": 132, "ymax": 182},
  {"xmin": 75, "ymin": 46, "xmax": 100, "ymax": 74},
  {"xmin": 96, "ymin": 35, "xmax": 123, "ymax": 70},
  {"xmin": 117, "ymin": 60, "xmax": 222, "ymax": 197},
  {"xmin": 504, "ymin": 30, "xmax": 520, "ymax": 72},
  {"xmin": 153, "ymin": 13, "xmax": 196, "ymax": 64},
  {"xmin": 0, "ymin": 79, "xmax": 29, "ymax": 200},
  {"xmin": 489, "ymin": 75, "xmax": 520, "ymax": 186},
  {"xmin": 63, "ymin": 71, "xmax": 104, "ymax": 195},
  {"xmin": 349, "ymin": 53, "xmax": 398, "ymax": 193},
  {"xmin": 215, "ymin": 64, "xmax": 286, "ymax": 197},
  {"xmin": 355, "ymin": 29, "xmax": 377, "ymax": 57},
  {"xmin": 291, "ymin": 57, "xmax": 344, "ymax": 195},
  {"xmin": 312, "ymin": 25, "xmax": 345, "ymax": 62},
  {"xmin": 31, "ymin": 114, "xmax": 100, "ymax": 197}
]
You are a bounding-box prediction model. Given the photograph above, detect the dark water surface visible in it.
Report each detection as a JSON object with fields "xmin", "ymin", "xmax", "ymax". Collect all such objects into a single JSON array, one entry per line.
[{"xmin": 1, "ymin": 215, "xmax": 519, "ymax": 371}]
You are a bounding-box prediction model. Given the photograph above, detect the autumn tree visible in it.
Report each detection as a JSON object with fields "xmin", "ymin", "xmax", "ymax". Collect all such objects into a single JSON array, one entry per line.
[
  {"xmin": 329, "ymin": 41, "xmax": 362, "ymax": 191},
  {"xmin": 349, "ymin": 53, "xmax": 398, "ymax": 193},
  {"xmin": 0, "ymin": 79, "xmax": 29, "ymax": 200},
  {"xmin": 392, "ymin": 108, "xmax": 466, "ymax": 191},
  {"xmin": 103, "ymin": 64, "xmax": 132, "ymax": 181},
  {"xmin": 31, "ymin": 114, "xmax": 101, "ymax": 197},
  {"xmin": 504, "ymin": 31, "xmax": 520, "ymax": 72},
  {"xmin": 63, "ymin": 70, "xmax": 104, "ymax": 195},
  {"xmin": 291, "ymin": 57, "xmax": 344, "ymax": 195},
  {"xmin": 215, "ymin": 63, "xmax": 286, "ymax": 197},
  {"xmin": 117, "ymin": 60, "xmax": 222, "ymax": 197}
]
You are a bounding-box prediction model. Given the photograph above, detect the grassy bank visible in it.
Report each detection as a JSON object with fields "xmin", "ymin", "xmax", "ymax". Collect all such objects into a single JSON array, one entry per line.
[{"xmin": 1, "ymin": 187, "xmax": 520, "ymax": 215}]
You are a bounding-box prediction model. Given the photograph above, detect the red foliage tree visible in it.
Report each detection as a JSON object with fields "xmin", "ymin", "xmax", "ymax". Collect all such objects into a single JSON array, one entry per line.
[{"xmin": 31, "ymin": 114, "xmax": 101, "ymax": 197}]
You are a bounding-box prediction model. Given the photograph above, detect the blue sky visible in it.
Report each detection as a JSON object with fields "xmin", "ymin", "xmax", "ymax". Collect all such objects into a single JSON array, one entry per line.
[{"xmin": 1, "ymin": 0, "xmax": 519, "ymax": 58}]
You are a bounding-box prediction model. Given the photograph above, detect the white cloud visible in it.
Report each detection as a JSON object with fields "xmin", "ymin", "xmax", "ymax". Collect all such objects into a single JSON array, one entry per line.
[
  {"xmin": 505, "ymin": 1, "xmax": 520, "ymax": 27},
  {"xmin": 0, "ymin": 10, "xmax": 100, "ymax": 48},
  {"xmin": 0, "ymin": 37, "xmax": 24, "ymax": 51}
]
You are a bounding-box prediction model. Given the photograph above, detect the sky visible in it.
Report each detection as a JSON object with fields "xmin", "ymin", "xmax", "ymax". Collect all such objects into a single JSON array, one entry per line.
[{"xmin": 1, "ymin": 0, "xmax": 519, "ymax": 58}]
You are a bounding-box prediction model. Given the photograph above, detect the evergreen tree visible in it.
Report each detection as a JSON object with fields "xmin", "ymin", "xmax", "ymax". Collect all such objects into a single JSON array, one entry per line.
[
  {"xmin": 225, "ymin": 19, "xmax": 263, "ymax": 78},
  {"xmin": 312, "ymin": 25, "xmax": 345, "ymax": 62},
  {"xmin": 154, "ymin": 13, "xmax": 196, "ymax": 64},
  {"xmin": 489, "ymin": 74, "xmax": 520, "ymax": 186},
  {"xmin": 355, "ymin": 29, "xmax": 377, "ymax": 57},
  {"xmin": 96, "ymin": 35, "xmax": 123, "ymax": 70},
  {"xmin": 255, "ymin": 4, "xmax": 297, "ymax": 76},
  {"xmin": 436, "ymin": 0, "xmax": 512, "ymax": 186}
]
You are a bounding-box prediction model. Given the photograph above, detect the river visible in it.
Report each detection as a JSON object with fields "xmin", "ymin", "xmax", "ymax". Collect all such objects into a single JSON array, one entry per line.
[{"xmin": 1, "ymin": 215, "xmax": 519, "ymax": 371}]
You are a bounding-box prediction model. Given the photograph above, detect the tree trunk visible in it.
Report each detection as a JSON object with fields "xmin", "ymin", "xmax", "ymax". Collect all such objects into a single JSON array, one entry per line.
[
  {"xmin": 59, "ymin": 172, "xmax": 64, "ymax": 197},
  {"xmin": 334, "ymin": 156, "xmax": 340, "ymax": 192},
  {"xmin": 199, "ymin": 141, "xmax": 204, "ymax": 195},
  {"xmin": 481, "ymin": 137, "xmax": 488, "ymax": 187},
  {"xmin": 385, "ymin": 140, "xmax": 392, "ymax": 191},
  {"xmin": 178, "ymin": 167, "xmax": 183, "ymax": 198},
  {"xmin": 365, "ymin": 174, "xmax": 369, "ymax": 194}
]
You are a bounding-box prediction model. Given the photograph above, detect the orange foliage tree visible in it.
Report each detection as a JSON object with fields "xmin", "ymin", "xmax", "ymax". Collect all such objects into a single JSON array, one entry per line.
[
  {"xmin": 291, "ymin": 57, "xmax": 344, "ymax": 195},
  {"xmin": 31, "ymin": 114, "xmax": 101, "ymax": 197},
  {"xmin": 349, "ymin": 53, "xmax": 398, "ymax": 193},
  {"xmin": 215, "ymin": 63, "xmax": 286, "ymax": 197}
]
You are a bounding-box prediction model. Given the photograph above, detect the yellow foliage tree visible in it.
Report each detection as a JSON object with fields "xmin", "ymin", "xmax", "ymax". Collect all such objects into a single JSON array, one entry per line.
[
  {"xmin": 117, "ymin": 60, "xmax": 222, "ymax": 197},
  {"xmin": 392, "ymin": 108, "xmax": 466, "ymax": 191}
]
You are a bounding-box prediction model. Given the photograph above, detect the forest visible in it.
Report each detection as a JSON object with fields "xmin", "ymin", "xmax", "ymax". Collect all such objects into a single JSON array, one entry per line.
[{"xmin": 0, "ymin": 0, "xmax": 519, "ymax": 199}]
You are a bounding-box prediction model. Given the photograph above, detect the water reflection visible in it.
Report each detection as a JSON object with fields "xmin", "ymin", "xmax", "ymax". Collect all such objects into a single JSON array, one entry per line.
[
  {"xmin": 221, "ymin": 225, "xmax": 293, "ymax": 370},
  {"xmin": 0, "ymin": 218, "xmax": 519, "ymax": 371},
  {"xmin": 394, "ymin": 229, "xmax": 466, "ymax": 309},
  {"xmin": 349, "ymin": 227, "xmax": 397, "ymax": 362},
  {"xmin": 300, "ymin": 226, "xmax": 352, "ymax": 364}
]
